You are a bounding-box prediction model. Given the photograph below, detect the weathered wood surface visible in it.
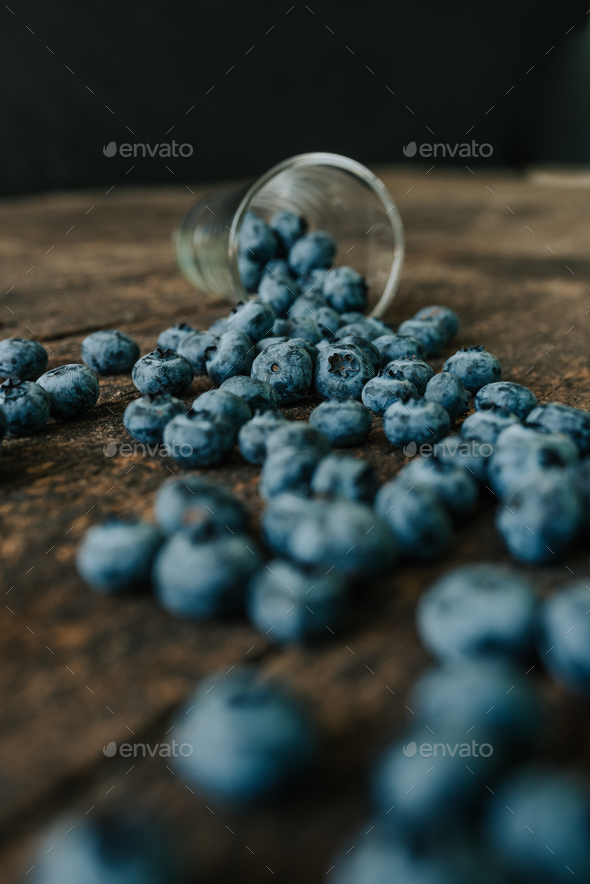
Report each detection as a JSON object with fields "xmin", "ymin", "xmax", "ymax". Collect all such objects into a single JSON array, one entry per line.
[{"xmin": 1, "ymin": 168, "xmax": 590, "ymax": 881}]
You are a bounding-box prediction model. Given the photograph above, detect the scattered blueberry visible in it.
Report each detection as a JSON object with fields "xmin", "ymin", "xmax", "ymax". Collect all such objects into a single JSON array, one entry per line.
[
  {"xmin": 157, "ymin": 321, "xmax": 197, "ymax": 352},
  {"xmin": 163, "ymin": 412, "xmax": 236, "ymax": 467},
  {"xmin": 298, "ymin": 267, "xmax": 329, "ymax": 295},
  {"xmin": 270, "ymin": 209, "xmax": 308, "ymax": 252},
  {"xmin": 432, "ymin": 433, "xmax": 493, "ymax": 484},
  {"xmin": 383, "ymin": 396, "xmax": 451, "ymax": 447},
  {"xmin": 424, "ymin": 372, "xmax": 471, "ymax": 421},
  {"xmin": 204, "ymin": 330, "xmax": 255, "ymax": 385},
  {"xmin": 176, "ymin": 330, "xmax": 219, "ymax": 375},
  {"xmin": 0, "ymin": 336, "xmax": 48, "ymax": 380},
  {"xmin": 381, "ymin": 356, "xmax": 434, "ymax": 395},
  {"xmin": 255, "ymin": 336, "xmax": 289, "ymax": 353},
  {"xmin": 396, "ymin": 456, "xmax": 478, "ymax": 520},
  {"xmin": 259, "ymin": 445, "xmax": 323, "ymax": 499},
  {"xmin": 154, "ymin": 474, "xmax": 248, "ymax": 538},
  {"xmin": 261, "ymin": 492, "xmax": 324, "ymax": 557},
  {"xmin": 372, "ymin": 333, "xmax": 427, "ymax": 364},
  {"xmin": 123, "ymin": 392, "xmax": 184, "ymax": 444},
  {"xmin": 192, "ymin": 388, "xmax": 252, "ymax": 430},
  {"xmin": 220, "ymin": 375, "xmax": 279, "ymax": 412},
  {"xmin": 489, "ymin": 423, "xmax": 579, "ymax": 498},
  {"xmin": 251, "ymin": 342, "xmax": 313, "ymax": 404},
  {"xmin": 538, "ymin": 582, "xmax": 590, "ymax": 695},
  {"xmin": 227, "ymin": 299, "xmax": 275, "ymax": 341},
  {"xmin": 77, "ymin": 520, "xmax": 162, "ymax": 593},
  {"xmin": 413, "ymin": 305, "xmax": 460, "ymax": 339},
  {"xmin": 269, "ymin": 317, "xmax": 290, "ymax": 336},
  {"xmin": 37, "ymin": 363, "xmax": 100, "ymax": 419},
  {"xmin": 238, "ymin": 211, "xmax": 277, "ymax": 262},
  {"xmin": 336, "ymin": 335, "xmax": 382, "ymax": 371},
  {"xmin": 375, "ymin": 480, "xmax": 453, "ymax": 560},
  {"xmin": 288, "ymin": 230, "xmax": 337, "ymax": 277},
  {"xmin": 526, "ymin": 402, "xmax": 590, "ymax": 456},
  {"xmin": 288, "ymin": 292, "xmax": 330, "ymax": 320},
  {"xmin": 322, "ymin": 266, "xmax": 368, "ymax": 313},
  {"xmin": 238, "ymin": 410, "xmax": 289, "ymax": 465},
  {"xmin": 266, "ymin": 421, "xmax": 331, "ymax": 458},
  {"xmin": 334, "ymin": 321, "xmax": 381, "ymax": 342},
  {"xmin": 258, "ymin": 273, "xmax": 299, "ymax": 316},
  {"xmin": 474, "ymin": 381, "xmax": 537, "ymax": 420},
  {"xmin": 132, "ymin": 348, "xmax": 194, "ymax": 396},
  {"xmin": 314, "ymin": 344, "xmax": 374, "ymax": 401},
  {"xmin": 361, "ymin": 372, "xmax": 419, "ymax": 416},
  {"xmin": 81, "ymin": 329, "xmax": 140, "ymax": 375},
  {"xmin": 208, "ymin": 316, "xmax": 230, "ymax": 335},
  {"xmin": 284, "ymin": 315, "xmax": 322, "ymax": 344},
  {"xmin": 443, "ymin": 346, "xmax": 502, "ymax": 393},
  {"xmin": 311, "ymin": 453, "xmax": 379, "ymax": 502},
  {"xmin": 397, "ymin": 317, "xmax": 448, "ymax": 356},
  {"xmin": 309, "ymin": 398, "xmax": 372, "ymax": 447},
  {"xmin": 238, "ymin": 253, "xmax": 262, "ymax": 292},
  {"xmin": 461, "ymin": 404, "xmax": 519, "ymax": 444},
  {"xmin": 0, "ymin": 379, "xmax": 50, "ymax": 435}
]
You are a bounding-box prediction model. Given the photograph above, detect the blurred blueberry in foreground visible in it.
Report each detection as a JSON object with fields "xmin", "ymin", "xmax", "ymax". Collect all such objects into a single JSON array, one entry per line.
[
  {"xmin": 123, "ymin": 393, "xmax": 184, "ymax": 444},
  {"xmin": 154, "ymin": 475, "xmax": 248, "ymax": 538},
  {"xmin": 37, "ymin": 364, "xmax": 100, "ymax": 419},
  {"xmin": 375, "ymin": 480, "xmax": 452, "ymax": 560},
  {"xmin": 461, "ymin": 404, "xmax": 519, "ymax": 444},
  {"xmin": 259, "ymin": 445, "xmax": 323, "ymax": 499},
  {"xmin": 488, "ymin": 423, "xmax": 579, "ymax": 498},
  {"xmin": 309, "ymin": 398, "xmax": 372, "ymax": 447},
  {"xmin": 266, "ymin": 421, "xmax": 331, "ymax": 458},
  {"xmin": 238, "ymin": 410, "xmax": 289, "ymax": 464},
  {"xmin": 191, "ymin": 388, "xmax": 251, "ymax": 430},
  {"xmin": 396, "ymin": 456, "xmax": 478, "ymax": 520},
  {"xmin": 77, "ymin": 520, "xmax": 162, "ymax": 593},
  {"xmin": 432, "ymin": 433, "xmax": 491, "ymax": 483},
  {"xmin": 311, "ymin": 453, "xmax": 380, "ymax": 502},
  {"xmin": 81, "ymin": 330, "xmax": 140, "ymax": 375},
  {"xmin": 538, "ymin": 582, "xmax": 590, "ymax": 695},
  {"xmin": 526, "ymin": 401, "xmax": 590, "ymax": 456},
  {"xmin": 163, "ymin": 412, "xmax": 236, "ymax": 467},
  {"xmin": 0, "ymin": 379, "xmax": 50, "ymax": 435},
  {"xmin": 383, "ymin": 396, "xmax": 451, "ymax": 447}
]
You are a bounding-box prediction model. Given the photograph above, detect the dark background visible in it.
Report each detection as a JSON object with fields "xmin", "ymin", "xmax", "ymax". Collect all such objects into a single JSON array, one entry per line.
[{"xmin": 1, "ymin": 0, "xmax": 589, "ymax": 195}]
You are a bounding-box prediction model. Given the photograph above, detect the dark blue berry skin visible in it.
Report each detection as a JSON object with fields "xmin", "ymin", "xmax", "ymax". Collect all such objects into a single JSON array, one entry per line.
[
  {"xmin": 485, "ymin": 767, "xmax": 590, "ymax": 883},
  {"xmin": 397, "ymin": 456, "xmax": 478, "ymax": 520},
  {"xmin": 0, "ymin": 379, "xmax": 50, "ymax": 435},
  {"xmin": 309, "ymin": 398, "xmax": 372, "ymax": 447},
  {"xmin": 414, "ymin": 305, "xmax": 460, "ymax": 339},
  {"xmin": 220, "ymin": 375, "xmax": 279, "ymax": 412},
  {"xmin": 227, "ymin": 299, "xmax": 276, "ymax": 341},
  {"xmin": 77, "ymin": 520, "xmax": 162, "ymax": 593},
  {"xmin": 334, "ymin": 321, "xmax": 381, "ymax": 342},
  {"xmin": 270, "ymin": 209, "xmax": 308, "ymax": 252},
  {"xmin": 255, "ymin": 336, "xmax": 289, "ymax": 354},
  {"xmin": 496, "ymin": 468, "xmax": 584, "ymax": 562},
  {"xmin": 192, "ymin": 388, "xmax": 252, "ymax": 430},
  {"xmin": 37, "ymin": 363, "xmax": 99, "ymax": 419},
  {"xmin": 336, "ymin": 336, "xmax": 381, "ymax": 372},
  {"xmin": 205, "ymin": 330, "xmax": 255, "ymax": 385},
  {"xmin": 154, "ymin": 532, "xmax": 262, "ymax": 619},
  {"xmin": 489, "ymin": 424, "xmax": 579, "ymax": 497},
  {"xmin": 299, "ymin": 267, "xmax": 329, "ymax": 295},
  {"xmin": 154, "ymin": 474, "xmax": 248, "ymax": 538},
  {"xmin": 382, "ymin": 357, "xmax": 434, "ymax": 395},
  {"xmin": 417, "ymin": 564, "xmax": 538, "ymax": 664},
  {"xmin": 284, "ymin": 316, "xmax": 322, "ymax": 344},
  {"xmin": 311, "ymin": 453, "xmax": 379, "ymax": 502},
  {"xmin": 323, "ymin": 266, "xmax": 368, "ymax": 313},
  {"xmin": 288, "ymin": 230, "xmax": 337, "ymax": 277},
  {"xmin": 261, "ymin": 258, "xmax": 291, "ymax": 279},
  {"xmin": 266, "ymin": 421, "xmax": 331, "ymax": 458},
  {"xmin": 260, "ymin": 445, "xmax": 324, "ymax": 499},
  {"xmin": 433, "ymin": 433, "xmax": 492, "ymax": 484},
  {"xmin": 526, "ymin": 402, "xmax": 590, "ymax": 456},
  {"xmin": 373, "ymin": 334, "xmax": 427, "ymax": 364},
  {"xmin": 261, "ymin": 493, "xmax": 325, "ymax": 556},
  {"xmin": 132, "ymin": 347, "xmax": 193, "ymax": 396},
  {"xmin": 81, "ymin": 329, "xmax": 140, "ymax": 375},
  {"xmin": 314, "ymin": 344, "xmax": 374, "ymax": 401},
  {"xmin": 424, "ymin": 372, "xmax": 471, "ymax": 421},
  {"xmin": 238, "ymin": 211, "xmax": 277, "ymax": 262},
  {"xmin": 384, "ymin": 397, "xmax": 451, "ymax": 447},
  {"xmin": 538, "ymin": 582, "xmax": 590, "ymax": 695},
  {"xmin": 375, "ymin": 480, "xmax": 452, "ymax": 560},
  {"xmin": 461, "ymin": 404, "xmax": 519, "ymax": 444},
  {"xmin": 0, "ymin": 336, "xmax": 47, "ymax": 380},
  {"xmin": 286, "ymin": 338, "xmax": 319, "ymax": 365},
  {"xmin": 157, "ymin": 321, "xmax": 197, "ymax": 352},
  {"xmin": 251, "ymin": 342, "xmax": 313, "ymax": 404},
  {"xmin": 123, "ymin": 392, "xmax": 184, "ymax": 444},
  {"xmin": 397, "ymin": 318, "xmax": 448, "ymax": 356},
  {"xmin": 238, "ymin": 410, "xmax": 289, "ymax": 464},
  {"xmin": 163, "ymin": 413, "xmax": 236, "ymax": 466},
  {"xmin": 247, "ymin": 558, "xmax": 347, "ymax": 643},
  {"xmin": 475, "ymin": 382, "xmax": 537, "ymax": 420},
  {"xmin": 258, "ymin": 273, "xmax": 299, "ymax": 316},
  {"xmin": 173, "ymin": 667, "xmax": 317, "ymax": 803},
  {"xmin": 238, "ymin": 253, "xmax": 262, "ymax": 292},
  {"xmin": 443, "ymin": 346, "xmax": 502, "ymax": 393},
  {"xmin": 361, "ymin": 373, "xmax": 419, "ymax": 415},
  {"xmin": 288, "ymin": 292, "xmax": 330, "ymax": 320},
  {"xmin": 176, "ymin": 330, "xmax": 219, "ymax": 375},
  {"xmin": 269, "ymin": 317, "xmax": 290, "ymax": 336},
  {"xmin": 314, "ymin": 306, "xmax": 344, "ymax": 339}
]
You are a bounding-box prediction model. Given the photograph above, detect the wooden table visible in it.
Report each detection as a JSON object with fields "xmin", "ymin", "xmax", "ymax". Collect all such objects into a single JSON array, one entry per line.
[{"xmin": 2, "ymin": 167, "xmax": 590, "ymax": 882}]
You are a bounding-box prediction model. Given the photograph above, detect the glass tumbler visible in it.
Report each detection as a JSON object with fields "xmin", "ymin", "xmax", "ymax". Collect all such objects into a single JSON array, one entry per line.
[{"xmin": 174, "ymin": 152, "xmax": 404, "ymax": 318}]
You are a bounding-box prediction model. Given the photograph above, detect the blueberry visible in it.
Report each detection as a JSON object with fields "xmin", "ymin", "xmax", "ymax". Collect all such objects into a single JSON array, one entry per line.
[
  {"xmin": 322, "ymin": 266, "xmax": 368, "ymax": 313},
  {"xmin": 475, "ymin": 381, "xmax": 537, "ymax": 420},
  {"xmin": 123, "ymin": 392, "xmax": 184, "ymax": 444},
  {"xmin": 496, "ymin": 468, "xmax": 584, "ymax": 562},
  {"xmin": 173, "ymin": 667, "xmax": 317, "ymax": 802},
  {"xmin": 334, "ymin": 321, "xmax": 381, "ymax": 342},
  {"xmin": 191, "ymin": 388, "xmax": 251, "ymax": 430},
  {"xmin": 339, "ymin": 311, "xmax": 368, "ymax": 325},
  {"xmin": 176, "ymin": 330, "xmax": 219, "ymax": 375},
  {"xmin": 261, "ymin": 492, "xmax": 324, "ymax": 557},
  {"xmin": 443, "ymin": 346, "xmax": 502, "ymax": 393},
  {"xmin": 432, "ymin": 433, "xmax": 493, "ymax": 484},
  {"xmin": 132, "ymin": 348, "xmax": 194, "ymax": 396},
  {"xmin": 238, "ymin": 211, "xmax": 277, "ymax": 262},
  {"xmin": 220, "ymin": 375, "xmax": 278, "ymax": 412},
  {"xmin": 314, "ymin": 344, "xmax": 374, "ymax": 401},
  {"xmin": 81, "ymin": 329, "xmax": 140, "ymax": 374},
  {"xmin": 384, "ymin": 396, "xmax": 451, "ymax": 448},
  {"xmin": 288, "ymin": 292, "xmax": 330, "ymax": 320},
  {"xmin": 488, "ymin": 423, "xmax": 579, "ymax": 497},
  {"xmin": 154, "ymin": 474, "xmax": 248, "ymax": 538},
  {"xmin": 461, "ymin": 404, "xmax": 519, "ymax": 444},
  {"xmin": 227, "ymin": 299, "xmax": 276, "ymax": 341},
  {"xmin": 238, "ymin": 253, "xmax": 262, "ymax": 292},
  {"xmin": 37, "ymin": 363, "xmax": 100, "ymax": 419},
  {"xmin": 207, "ymin": 316, "xmax": 230, "ymax": 335},
  {"xmin": 238, "ymin": 410, "xmax": 289, "ymax": 464},
  {"xmin": 312, "ymin": 305, "xmax": 343, "ymax": 339},
  {"xmin": 154, "ymin": 532, "xmax": 262, "ymax": 618},
  {"xmin": 0, "ymin": 336, "xmax": 48, "ymax": 380},
  {"xmin": 260, "ymin": 445, "xmax": 323, "ymax": 499},
  {"xmin": 255, "ymin": 336, "xmax": 289, "ymax": 353},
  {"xmin": 288, "ymin": 230, "xmax": 337, "ymax": 277},
  {"xmin": 424, "ymin": 372, "xmax": 471, "ymax": 421},
  {"xmin": 375, "ymin": 480, "xmax": 452, "ymax": 560},
  {"xmin": 261, "ymin": 258, "xmax": 291, "ymax": 279},
  {"xmin": 157, "ymin": 321, "xmax": 197, "ymax": 352},
  {"xmin": 311, "ymin": 453, "xmax": 379, "ymax": 502},
  {"xmin": 372, "ymin": 334, "xmax": 427, "ymax": 364},
  {"xmin": 397, "ymin": 318, "xmax": 448, "ymax": 356},
  {"xmin": 286, "ymin": 337, "xmax": 319, "ymax": 364},
  {"xmin": 0, "ymin": 379, "xmax": 50, "ymax": 435},
  {"xmin": 361, "ymin": 372, "xmax": 419, "ymax": 415},
  {"xmin": 308, "ymin": 398, "xmax": 372, "ymax": 447},
  {"xmin": 247, "ymin": 558, "xmax": 347, "ymax": 643},
  {"xmin": 526, "ymin": 402, "xmax": 590, "ymax": 456},
  {"xmin": 417, "ymin": 564, "xmax": 538, "ymax": 663},
  {"xmin": 396, "ymin": 456, "xmax": 478, "ymax": 520},
  {"xmin": 485, "ymin": 766, "xmax": 590, "ymax": 883},
  {"xmin": 270, "ymin": 209, "xmax": 308, "ymax": 252},
  {"xmin": 258, "ymin": 273, "xmax": 299, "ymax": 316},
  {"xmin": 413, "ymin": 305, "xmax": 460, "ymax": 339},
  {"xmin": 336, "ymin": 335, "xmax": 381, "ymax": 371},
  {"xmin": 77, "ymin": 520, "xmax": 162, "ymax": 593},
  {"xmin": 265, "ymin": 420, "xmax": 331, "ymax": 458},
  {"xmin": 382, "ymin": 356, "xmax": 434, "ymax": 395},
  {"xmin": 299, "ymin": 267, "xmax": 329, "ymax": 295},
  {"xmin": 163, "ymin": 412, "xmax": 236, "ymax": 467},
  {"xmin": 251, "ymin": 342, "xmax": 313, "ymax": 404},
  {"xmin": 284, "ymin": 315, "xmax": 322, "ymax": 344},
  {"xmin": 538, "ymin": 582, "xmax": 590, "ymax": 694},
  {"xmin": 204, "ymin": 330, "xmax": 255, "ymax": 385},
  {"xmin": 269, "ymin": 317, "xmax": 290, "ymax": 336}
]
